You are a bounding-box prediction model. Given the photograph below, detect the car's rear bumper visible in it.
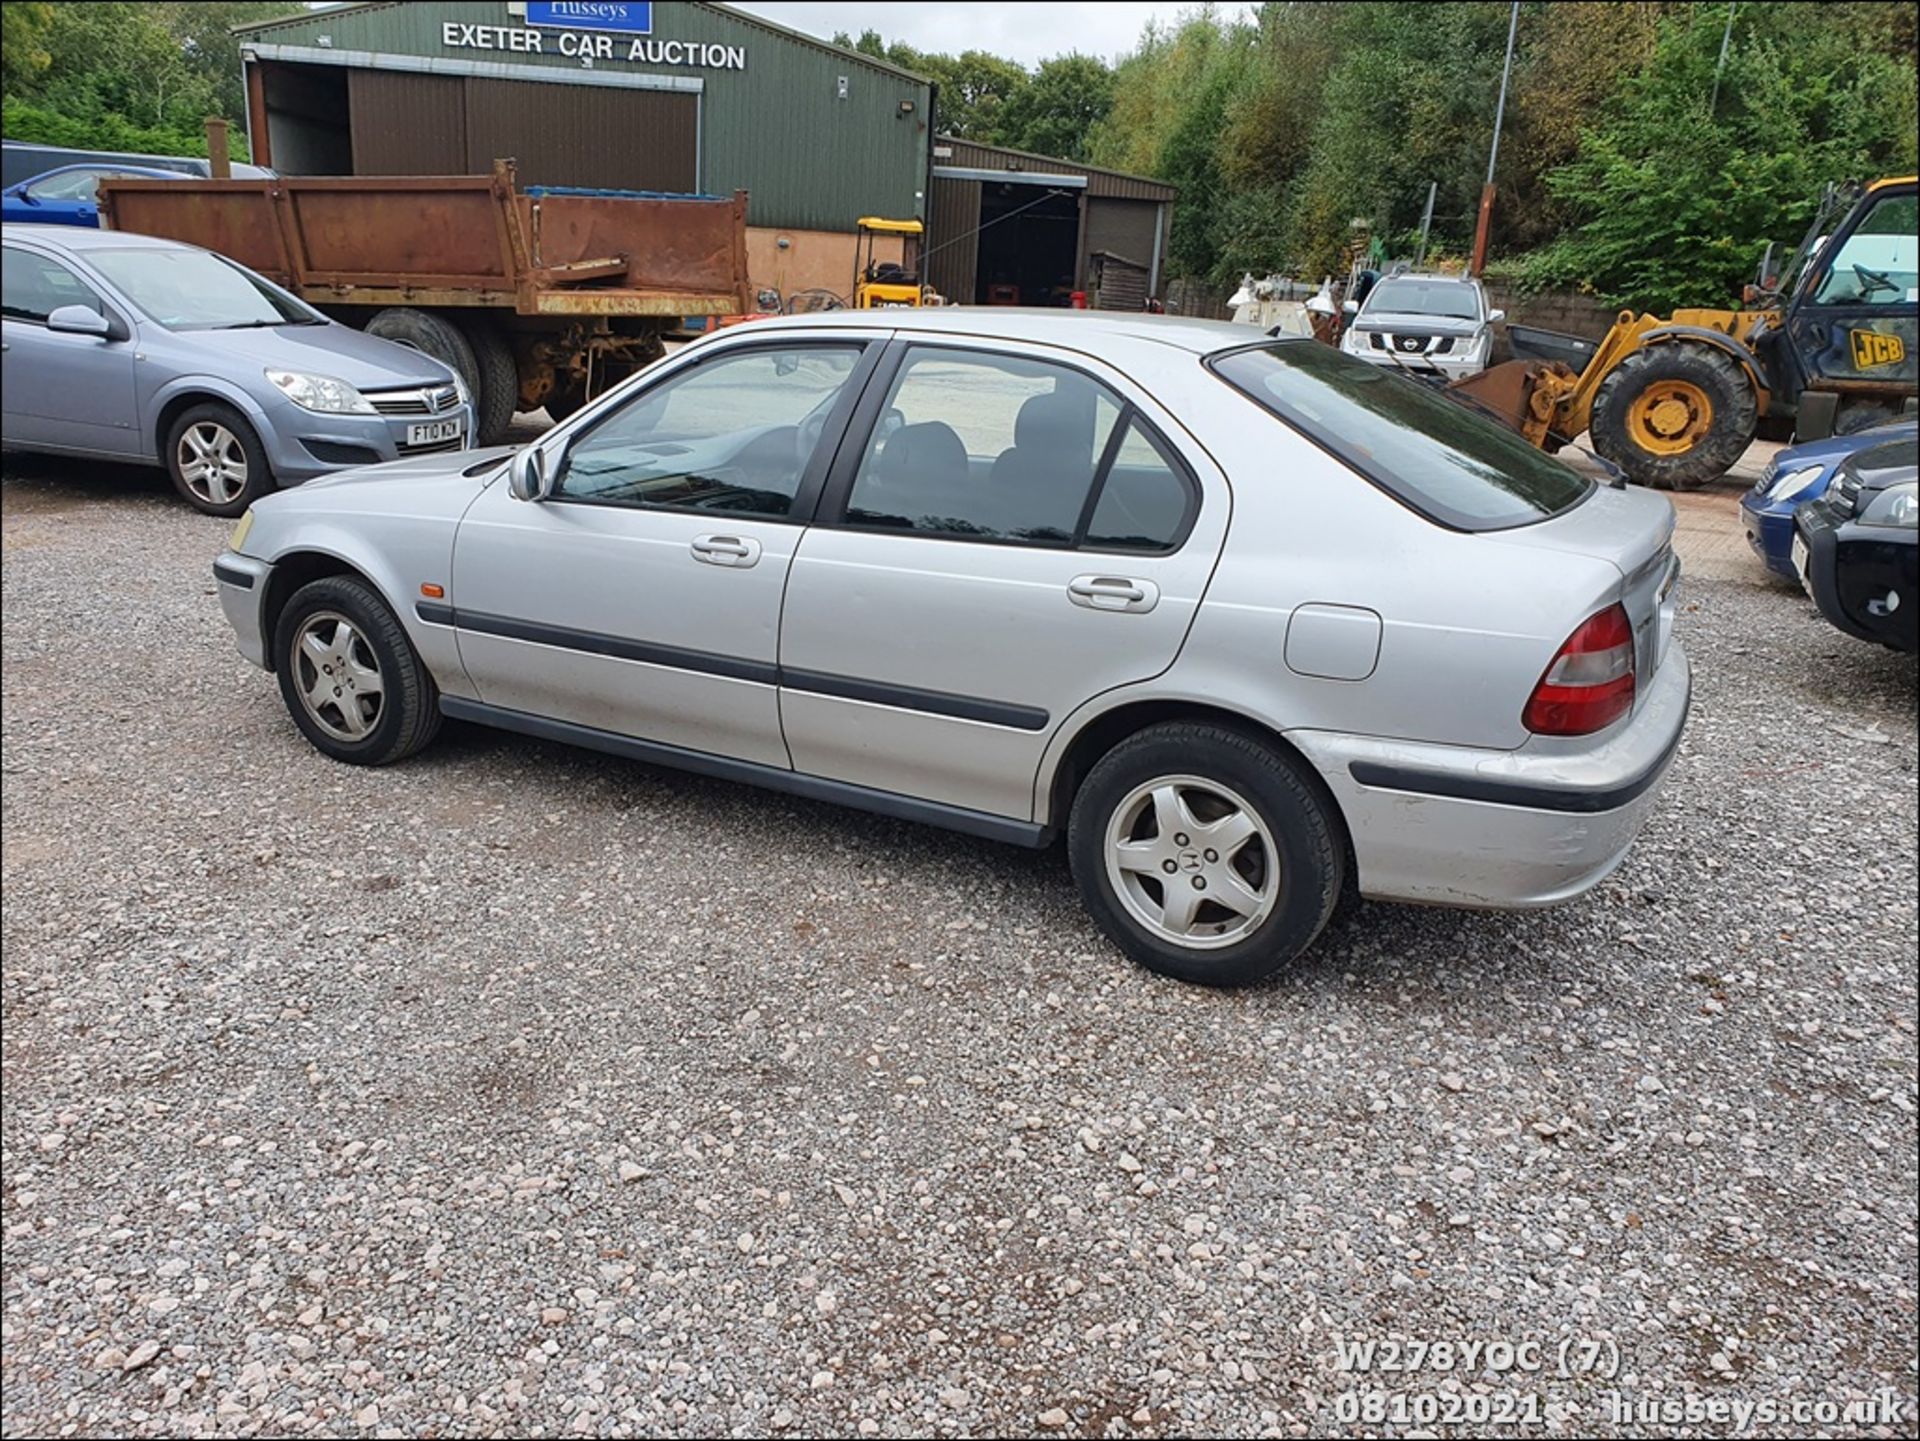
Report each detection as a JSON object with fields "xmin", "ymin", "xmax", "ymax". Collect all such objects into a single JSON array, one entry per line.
[
  {"xmin": 213, "ymin": 553, "xmax": 273, "ymax": 669},
  {"xmin": 1289, "ymin": 643, "xmax": 1691, "ymax": 908}
]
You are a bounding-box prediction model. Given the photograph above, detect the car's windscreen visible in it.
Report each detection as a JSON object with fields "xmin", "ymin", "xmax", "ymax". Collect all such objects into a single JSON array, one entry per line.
[
  {"xmin": 1209, "ymin": 341, "xmax": 1592, "ymax": 531},
  {"xmin": 83, "ymin": 248, "xmax": 321, "ymax": 330},
  {"xmin": 1363, "ymin": 279, "xmax": 1479, "ymax": 320}
]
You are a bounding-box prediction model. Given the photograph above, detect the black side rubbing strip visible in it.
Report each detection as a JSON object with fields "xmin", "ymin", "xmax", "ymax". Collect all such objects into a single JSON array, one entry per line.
[
  {"xmin": 213, "ymin": 559, "xmax": 256, "ymax": 590},
  {"xmin": 422, "ymin": 605, "xmax": 778, "ymax": 685},
  {"xmin": 413, "ymin": 604, "xmax": 1049, "ymax": 730},
  {"xmin": 781, "ymin": 668, "xmax": 1050, "ymax": 731},
  {"xmin": 439, "ymin": 697, "xmax": 1053, "ymax": 848}
]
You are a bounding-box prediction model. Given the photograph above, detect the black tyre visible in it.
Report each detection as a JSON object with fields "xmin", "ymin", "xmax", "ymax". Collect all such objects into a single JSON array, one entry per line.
[
  {"xmin": 164, "ymin": 401, "xmax": 274, "ymax": 517},
  {"xmin": 365, "ymin": 306, "xmax": 480, "ymax": 413},
  {"xmin": 458, "ymin": 317, "xmax": 520, "ymax": 445},
  {"xmin": 274, "ymin": 575, "xmax": 441, "ymax": 766},
  {"xmin": 1067, "ymin": 722, "xmax": 1344, "ymax": 986},
  {"xmin": 1589, "ymin": 342, "xmax": 1758, "ymax": 490}
]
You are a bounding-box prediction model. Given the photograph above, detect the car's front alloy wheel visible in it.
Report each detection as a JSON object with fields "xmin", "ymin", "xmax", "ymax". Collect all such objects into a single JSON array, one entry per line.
[
  {"xmin": 164, "ymin": 402, "xmax": 273, "ymax": 517},
  {"xmin": 290, "ymin": 609, "xmax": 386, "ymax": 743},
  {"xmin": 274, "ymin": 576, "xmax": 441, "ymax": 766}
]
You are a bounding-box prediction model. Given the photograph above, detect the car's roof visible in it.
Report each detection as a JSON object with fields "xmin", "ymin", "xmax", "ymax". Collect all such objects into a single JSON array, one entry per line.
[
  {"xmin": 1, "ymin": 224, "xmax": 190, "ymax": 252},
  {"xmin": 23, "ymin": 162, "xmax": 182, "ymax": 180},
  {"xmin": 736, "ymin": 307, "xmax": 1268, "ymax": 355},
  {"xmin": 1375, "ymin": 272, "xmax": 1479, "ymax": 286}
]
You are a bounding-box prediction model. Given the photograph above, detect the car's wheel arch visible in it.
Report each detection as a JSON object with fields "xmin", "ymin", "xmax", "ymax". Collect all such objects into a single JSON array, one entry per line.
[
  {"xmin": 1039, "ymin": 696, "xmax": 1353, "ymax": 851},
  {"xmin": 259, "ymin": 546, "xmax": 408, "ymax": 675},
  {"xmin": 151, "ymin": 378, "xmax": 274, "ymax": 465}
]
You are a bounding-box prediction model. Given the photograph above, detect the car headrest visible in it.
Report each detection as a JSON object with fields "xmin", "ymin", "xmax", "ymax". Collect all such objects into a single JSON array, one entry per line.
[
  {"xmin": 1013, "ymin": 388, "xmax": 1095, "ymax": 459},
  {"xmin": 878, "ymin": 421, "xmax": 969, "ymax": 487}
]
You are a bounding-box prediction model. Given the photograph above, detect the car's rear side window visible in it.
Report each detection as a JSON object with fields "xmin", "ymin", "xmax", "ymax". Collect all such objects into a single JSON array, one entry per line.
[{"xmin": 1208, "ymin": 341, "xmax": 1592, "ymax": 531}]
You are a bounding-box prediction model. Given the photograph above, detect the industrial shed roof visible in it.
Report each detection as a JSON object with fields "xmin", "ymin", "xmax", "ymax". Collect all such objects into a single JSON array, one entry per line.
[{"xmin": 933, "ymin": 136, "xmax": 1175, "ymax": 203}]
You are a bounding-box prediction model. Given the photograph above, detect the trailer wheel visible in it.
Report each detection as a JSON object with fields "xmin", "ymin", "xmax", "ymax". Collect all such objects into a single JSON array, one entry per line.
[
  {"xmin": 1590, "ymin": 343, "xmax": 1757, "ymax": 490},
  {"xmin": 364, "ymin": 307, "xmax": 480, "ymax": 426},
  {"xmin": 456, "ymin": 318, "xmax": 520, "ymax": 446}
]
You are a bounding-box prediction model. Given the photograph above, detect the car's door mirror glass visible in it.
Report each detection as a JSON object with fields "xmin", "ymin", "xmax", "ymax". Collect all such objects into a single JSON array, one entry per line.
[{"xmin": 553, "ymin": 345, "xmax": 862, "ymax": 518}]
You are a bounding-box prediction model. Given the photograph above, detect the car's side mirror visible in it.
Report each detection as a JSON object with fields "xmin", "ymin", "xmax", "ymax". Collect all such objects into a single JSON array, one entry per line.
[
  {"xmin": 507, "ymin": 445, "xmax": 554, "ymax": 502},
  {"xmin": 1341, "ymin": 299, "xmax": 1359, "ymax": 315},
  {"xmin": 1487, "ymin": 308, "xmax": 1506, "ymax": 325},
  {"xmin": 773, "ymin": 352, "xmax": 800, "ymax": 377},
  {"xmin": 46, "ymin": 305, "xmax": 111, "ymax": 338}
]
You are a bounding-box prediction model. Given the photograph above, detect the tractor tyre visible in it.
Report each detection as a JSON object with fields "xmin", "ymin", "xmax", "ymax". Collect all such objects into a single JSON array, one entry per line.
[{"xmin": 1589, "ymin": 343, "xmax": 1758, "ymax": 491}]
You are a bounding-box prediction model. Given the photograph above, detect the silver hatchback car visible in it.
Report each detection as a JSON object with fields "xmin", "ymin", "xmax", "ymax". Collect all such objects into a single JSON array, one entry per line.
[
  {"xmin": 1, "ymin": 225, "xmax": 472, "ymax": 516},
  {"xmin": 214, "ymin": 310, "xmax": 1689, "ymax": 985}
]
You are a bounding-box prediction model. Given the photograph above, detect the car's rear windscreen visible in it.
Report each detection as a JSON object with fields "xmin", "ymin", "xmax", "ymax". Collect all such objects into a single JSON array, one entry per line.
[{"xmin": 1208, "ymin": 340, "xmax": 1593, "ymax": 531}]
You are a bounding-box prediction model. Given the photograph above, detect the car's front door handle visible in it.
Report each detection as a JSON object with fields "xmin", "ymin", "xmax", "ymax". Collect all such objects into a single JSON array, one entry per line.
[
  {"xmin": 1068, "ymin": 575, "xmax": 1159, "ymax": 613},
  {"xmin": 691, "ymin": 534, "xmax": 761, "ymax": 568}
]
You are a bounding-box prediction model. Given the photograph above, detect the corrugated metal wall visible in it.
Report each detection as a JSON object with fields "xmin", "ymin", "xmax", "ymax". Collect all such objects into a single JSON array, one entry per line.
[
  {"xmin": 1085, "ymin": 198, "xmax": 1160, "ymax": 270},
  {"xmin": 349, "ymin": 70, "xmax": 464, "ymax": 174},
  {"xmin": 464, "ymin": 79, "xmax": 696, "ymax": 190},
  {"xmin": 926, "ymin": 176, "xmax": 980, "ymax": 304},
  {"xmin": 239, "ymin": 1, "xmax": 930, "ymax": 230}
]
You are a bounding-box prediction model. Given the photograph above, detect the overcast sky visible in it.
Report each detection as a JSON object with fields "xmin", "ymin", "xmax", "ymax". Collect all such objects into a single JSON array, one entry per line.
[{"xmin": 729, "ymin": 1, "xmax": 1213, "ymax": 67}]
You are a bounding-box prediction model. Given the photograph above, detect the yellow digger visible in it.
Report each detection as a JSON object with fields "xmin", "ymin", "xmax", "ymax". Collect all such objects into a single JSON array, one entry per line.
[
  {"xmin": 852, "ymin": 216, "xmax": 927, "ymax": 308},
  {"xmin": 1457, "ymin": 175, "xmax": 1917, "ymax": 488}
]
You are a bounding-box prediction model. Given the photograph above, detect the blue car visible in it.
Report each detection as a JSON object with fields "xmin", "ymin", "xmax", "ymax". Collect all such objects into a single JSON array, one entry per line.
[
  {"xmin": 1740, "ymin": 420, "xmax": 1919, "ymax": 579},
  {"xmin": 0, "ymin": 163, "xmax": 182, "ymax": 228}
]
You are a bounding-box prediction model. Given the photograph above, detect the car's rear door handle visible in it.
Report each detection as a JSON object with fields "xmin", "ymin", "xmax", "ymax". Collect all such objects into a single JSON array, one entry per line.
[
  {"xmin": 691, "ymin": 534, "xmax": 761, "ymax": 568},
  {"xmin": 1068, "ymin": 575, "xmax": 1158, "ymax": 613}
]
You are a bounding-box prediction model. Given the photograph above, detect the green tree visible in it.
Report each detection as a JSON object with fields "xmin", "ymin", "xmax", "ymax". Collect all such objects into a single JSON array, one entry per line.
[
  {"xmin": 1, "ymin": 2, "xmax": 55, "ymax": 93},
  {"xmin": 995, "ymin": 55, "xmax": 1114, "ymax": 160},
  {"xmin": 1526, "ymin": 4, "xmax": 1919, "ymax": 309}
]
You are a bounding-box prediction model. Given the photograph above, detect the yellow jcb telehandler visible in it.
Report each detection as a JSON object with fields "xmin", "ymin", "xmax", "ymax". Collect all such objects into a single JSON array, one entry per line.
[{"xmin": 1456, "ymin": 175, "xmax": 1917, "ymax": 489}]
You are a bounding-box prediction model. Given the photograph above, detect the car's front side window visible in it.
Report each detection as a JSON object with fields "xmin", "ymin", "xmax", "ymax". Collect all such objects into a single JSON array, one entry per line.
[
  {"xmin": 554, "ymin": 344, "xmax": 863, "ymax": 520},
  {"xmin": 25, "ymin": 169, "xmax": 111, "ymax": 202},
  {"xmin": 843, "ymin": 347, "xmax": 1132, "ymax": 547},
  {"xmin": 1, "ymin": 245, "xmax": 106, "ymax": 325}
]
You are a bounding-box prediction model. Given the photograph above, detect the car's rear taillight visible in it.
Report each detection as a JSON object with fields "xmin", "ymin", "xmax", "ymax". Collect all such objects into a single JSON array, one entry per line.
[{"xmin": 1523, "ymin": 603, "xmax": 1636, "ymax": 736}]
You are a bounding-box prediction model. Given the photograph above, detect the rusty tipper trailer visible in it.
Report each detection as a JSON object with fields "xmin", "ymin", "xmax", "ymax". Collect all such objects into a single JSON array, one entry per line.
[{"xmin": 98, "ymin": 161, "xmax": 753, "ymax": 444}]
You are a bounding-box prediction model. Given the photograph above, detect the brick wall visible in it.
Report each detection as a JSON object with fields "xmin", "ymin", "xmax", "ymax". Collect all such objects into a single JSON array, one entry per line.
[{"xmin": 1482, "ymin": 280, "xmax": 1624, "ymax": 345}]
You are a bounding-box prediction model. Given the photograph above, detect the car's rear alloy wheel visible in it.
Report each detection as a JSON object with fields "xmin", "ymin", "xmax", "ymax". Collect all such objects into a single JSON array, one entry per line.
[
  {"xmin": 274, "ymin": 576, "xmax": 441, "ymax": 765},
  {"xmin": 290, "ymin": 609, "xmax": 385, "ymax": 743},
  {"xmin": 1069, "ymin": 722, "xmax": 1344, "ymax": 986},
  {"xmin": 1103, "ymin": 775, "xmax": 1279, "ymax": 948}
]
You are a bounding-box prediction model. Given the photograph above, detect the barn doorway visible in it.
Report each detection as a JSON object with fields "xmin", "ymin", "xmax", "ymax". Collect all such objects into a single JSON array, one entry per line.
[{"xmin": 972, "ymin": 182, "xmax": 1079, "ymax": 307}]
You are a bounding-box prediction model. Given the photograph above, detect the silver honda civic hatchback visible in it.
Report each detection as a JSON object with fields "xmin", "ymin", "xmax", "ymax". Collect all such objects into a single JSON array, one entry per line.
[{"xmin": 214, "ymin": 310, "xmax": 1689, "ymax": 986}]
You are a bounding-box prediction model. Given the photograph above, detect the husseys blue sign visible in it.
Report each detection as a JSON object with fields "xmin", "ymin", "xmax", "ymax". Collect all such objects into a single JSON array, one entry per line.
[{"xmin": 525, "ymin": 1, "xmax": 653, "ymax": 33}]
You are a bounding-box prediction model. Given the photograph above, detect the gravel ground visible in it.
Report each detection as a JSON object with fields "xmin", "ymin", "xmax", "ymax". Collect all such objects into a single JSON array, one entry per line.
[{"xmin": 2, "ymin": 453, "xmax": 1915, "ymax": 1439}]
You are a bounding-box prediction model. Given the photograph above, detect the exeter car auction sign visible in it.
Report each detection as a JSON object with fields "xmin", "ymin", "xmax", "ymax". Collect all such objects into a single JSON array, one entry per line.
[{"xmin": 441, "ymin": 20, "xmax": 746, "ymax": 69}]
